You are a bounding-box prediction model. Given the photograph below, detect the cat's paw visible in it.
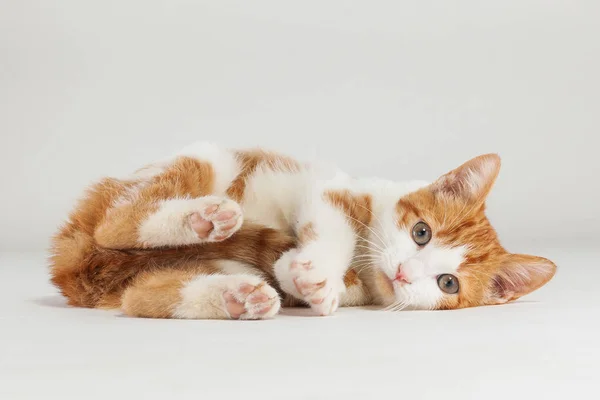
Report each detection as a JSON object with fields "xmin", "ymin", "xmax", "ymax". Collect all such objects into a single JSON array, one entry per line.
[
  {"xmin": 173, "ymin": 274, "xmax": 281, "ymax": 320},
  {"xmin": 291, "ymin": 260, "xmax": 340, "ymax": 316},
  {"xmin": 274, "ymin": 250, "xmax": 342, "ymax": 316},
  {"xmin": 222, "ymin": 278, "xmax": 281, "ymax": 320},
  {"xmin": 189, "ymin": 197, "xmax": 243, "ymax": 242}
]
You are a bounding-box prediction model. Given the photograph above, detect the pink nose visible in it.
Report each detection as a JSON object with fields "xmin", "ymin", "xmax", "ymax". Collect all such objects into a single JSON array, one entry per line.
[{"xmin": 395, "ymin": 268, "xmax": 411, "ymax": 284}]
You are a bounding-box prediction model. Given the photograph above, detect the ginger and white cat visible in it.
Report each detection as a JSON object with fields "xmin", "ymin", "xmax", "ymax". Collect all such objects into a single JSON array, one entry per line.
[{"xmin": 50, "ymin": 142, "xmax": 556, "ymax": 319}]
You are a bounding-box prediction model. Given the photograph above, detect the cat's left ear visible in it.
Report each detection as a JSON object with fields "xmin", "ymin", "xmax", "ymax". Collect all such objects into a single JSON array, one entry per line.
[
  {"xmin": 431, "ymin": 154, "xmax": 501, "ymax": 202},
  {"xmin": 486, "ymin": 254, "xmax": 557, "ymax": 305}
]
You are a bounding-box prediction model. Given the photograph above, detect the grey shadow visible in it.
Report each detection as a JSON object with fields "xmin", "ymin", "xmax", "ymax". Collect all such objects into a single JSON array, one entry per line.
[
  {"xmin": 32, "ymin": 295, "xmax": 70, "ymax": 309},
  {"xmin": 279, "ymin": 307, "xmax": 319, "ymax": 317}
]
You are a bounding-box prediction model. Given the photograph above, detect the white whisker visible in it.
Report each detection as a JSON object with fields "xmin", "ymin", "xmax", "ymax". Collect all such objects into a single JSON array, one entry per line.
[{"xmin": 353, "ymin": 201, "xmax": 392, "ymax": 248}]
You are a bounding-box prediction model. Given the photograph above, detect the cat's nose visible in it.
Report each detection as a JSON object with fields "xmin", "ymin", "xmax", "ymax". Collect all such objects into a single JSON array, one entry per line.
[{"xmin": 394, "ymin": 267, "xmax": 411, "ymax": 284}]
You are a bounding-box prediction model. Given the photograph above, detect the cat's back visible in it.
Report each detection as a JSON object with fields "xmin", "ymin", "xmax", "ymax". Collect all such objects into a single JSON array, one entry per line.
[{"xmin": 175, "ymin": 142, "xmax": 321, "ymax": 230}]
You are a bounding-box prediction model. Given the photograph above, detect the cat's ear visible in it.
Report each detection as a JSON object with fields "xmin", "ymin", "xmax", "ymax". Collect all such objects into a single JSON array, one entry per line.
[
  {"xmin": 486, "ymin": 254, "xmax": 557, "ymax": 305},
  {"xmin": 431, "ymin": 154, "xmax": 501, "ymax": 202}
]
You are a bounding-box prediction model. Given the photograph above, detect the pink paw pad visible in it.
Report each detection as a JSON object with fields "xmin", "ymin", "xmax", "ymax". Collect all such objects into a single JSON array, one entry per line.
[
  {"xmin": 189, "ymin": 213, "xmax": 214, "ymax": 239},
  {"xmin": 291, "ymin": 260, "xmax": 313, "ymax": 271},
  {"xmin": 293, "ymin": 277, "xmax": 327, "ymax": 297},
  {"xmin": 283, "ymin": 254, "xmax": 340, "ymax": 317},
  {"xmin": 223, "ymin": 292, "xmax": 246, "ymax": 319},
  {"xmin": 223, "ymin": 282, "xmax": 280, "ymax": 320},
  {"xmin": 189, "ymin": 199, "xmax": 243, "ymax": 242}
]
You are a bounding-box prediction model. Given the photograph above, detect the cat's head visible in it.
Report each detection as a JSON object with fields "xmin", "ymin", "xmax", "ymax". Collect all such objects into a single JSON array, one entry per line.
[{"xmin": 370, "ymin": 154, "xmax": 556, "ymax": 310}]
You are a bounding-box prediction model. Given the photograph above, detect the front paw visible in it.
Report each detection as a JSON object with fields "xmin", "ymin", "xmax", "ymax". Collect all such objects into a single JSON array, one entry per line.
[{"xmin": 275, "ymin": 250, "xmax": 342, "ymax": 316}]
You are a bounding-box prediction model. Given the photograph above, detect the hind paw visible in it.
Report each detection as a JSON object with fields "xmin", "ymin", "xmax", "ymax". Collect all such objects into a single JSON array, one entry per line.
[
  {"xmin": 222, "ymin": 281, "xmax": 280, "ymax": 320},
  {"xmin": 188, "ymin": 197, "xmax": 243, "ymax": 242}
]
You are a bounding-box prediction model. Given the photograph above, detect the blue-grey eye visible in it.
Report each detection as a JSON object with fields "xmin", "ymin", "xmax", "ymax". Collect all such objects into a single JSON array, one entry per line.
[
  {"xmin": 437, "ymin": 274, "xmax": 459, "ymax": 294},
  {"xmin": 411, "ymin": 221, "xmax": 432, "ymax": 245}
]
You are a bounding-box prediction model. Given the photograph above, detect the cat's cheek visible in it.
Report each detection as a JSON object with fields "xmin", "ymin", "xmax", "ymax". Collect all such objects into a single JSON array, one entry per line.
[
  {"xmin": 374, "ymin": 270, "xmax": 396, "ymax": 304},
  {"xmin": 436, "ymin": 293, "xmax": 460, "ymax": 310},
  {"xmin": 418, "ymin": 281, "xmax": 446, "ymax": 310}
]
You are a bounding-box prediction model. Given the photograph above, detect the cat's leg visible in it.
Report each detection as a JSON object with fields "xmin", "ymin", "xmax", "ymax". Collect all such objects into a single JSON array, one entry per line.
[
  {"xmin": 94, "ymin": 153, "xmax": 243, "ymax": 249},
  {"xmin": 274, "ymin": 197, "xmax": 357, "ymax": 316},
  {"xmin": 274, "ymin": 189, "xmax": 374, "ymax": 316},
  {"xmin": 96, "ymin": 195, "xmax": 243, "ymax": 249},
  {"xmin": 122, "ymin": 265, "xmax": 280, "ymax": 320},
  {"xmin": 138, "ymin": 196, "xmax": 243, "ymax": 247}
]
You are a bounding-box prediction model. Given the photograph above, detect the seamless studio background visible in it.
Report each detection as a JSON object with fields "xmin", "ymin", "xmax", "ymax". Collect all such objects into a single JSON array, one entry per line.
[{"xmin": 0, "ymin": 2, "xmax": 599, "ymax": 400}]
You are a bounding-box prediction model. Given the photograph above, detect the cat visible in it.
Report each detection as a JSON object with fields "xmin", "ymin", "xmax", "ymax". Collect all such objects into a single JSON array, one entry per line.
[{"xmin": 49, "ymin": 142, "xmax": 556, "ymax": 319}]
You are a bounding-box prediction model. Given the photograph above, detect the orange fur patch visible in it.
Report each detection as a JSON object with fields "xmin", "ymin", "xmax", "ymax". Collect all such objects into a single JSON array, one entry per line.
[
  {"xmin": 343, "ymin": 268, "xmax": 360, "ymax": 287},
  {"xmin": 323, "ymin": 190, "xmax": 373, "ymax": 234},
  {"xmin": 94, "ymin": 157, "xmax": 215, "ymax": 249},
  {"xmin": 121, "ymin": 264, "xmax": 216, "ymax": 318}
]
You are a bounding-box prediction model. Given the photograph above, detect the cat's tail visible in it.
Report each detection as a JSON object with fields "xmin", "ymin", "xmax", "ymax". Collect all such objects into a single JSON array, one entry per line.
[{"xmin": 49, "ymin": 222, "xmax": 295, "ymax": 309}]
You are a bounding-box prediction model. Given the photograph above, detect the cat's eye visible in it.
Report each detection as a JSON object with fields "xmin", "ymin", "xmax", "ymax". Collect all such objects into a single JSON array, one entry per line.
[
  {"xmin": 411, "ymin": 221, "xmax": 432, "ymax": 245},
  {"xmin": 437, "ymin": 274, "xmax": 459, "ymax": 294}
]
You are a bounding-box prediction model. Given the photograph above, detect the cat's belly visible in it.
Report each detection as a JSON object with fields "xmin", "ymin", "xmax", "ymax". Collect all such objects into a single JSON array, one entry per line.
[{"xmin": 239, "ymin": 169, "xmax": 308, "ymax": 231}]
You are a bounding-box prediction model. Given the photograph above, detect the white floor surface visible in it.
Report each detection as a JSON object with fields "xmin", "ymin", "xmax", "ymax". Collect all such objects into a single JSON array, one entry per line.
[{"xmin": 1, "ymin": 247, "xmax": 597, "ymax": 400}]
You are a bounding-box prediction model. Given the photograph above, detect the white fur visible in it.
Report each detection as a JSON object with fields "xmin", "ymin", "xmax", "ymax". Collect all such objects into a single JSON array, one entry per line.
[
  {"xmin": 217, "ymin": 260, "xmax": 262, "ymax": 277},
  {"xmin": 392, "ymin": 243, "xmax": 466, "ymax": 309},
  {"xmin": 273, "ymin": 183, "xmax": 357, "ymax": 315},
  {"xmin": 241, "ymin": 166, "xmax": 307, "ymax": 230},
  {"xmin": 176, "ymin": 142, "xmax": 240, "ymax": 195},
  {"xmin": 241, "ymin": 161, "xmax": 352, "ymax": 231}
]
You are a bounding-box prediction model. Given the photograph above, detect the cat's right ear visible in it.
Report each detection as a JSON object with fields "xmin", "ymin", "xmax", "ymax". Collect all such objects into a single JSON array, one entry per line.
[{"xmin": 431, "ymin": 154, "xmax": 501, "ymax": 202}]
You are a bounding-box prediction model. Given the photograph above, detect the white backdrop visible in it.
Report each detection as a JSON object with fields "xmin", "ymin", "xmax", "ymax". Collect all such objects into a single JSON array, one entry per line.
[{"xmin": 1, "ymin": 1, "xmax": 599, "ymax": 251}]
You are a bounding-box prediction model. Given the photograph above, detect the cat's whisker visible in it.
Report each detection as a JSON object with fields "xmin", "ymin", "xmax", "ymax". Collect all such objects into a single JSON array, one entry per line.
[
  {"xmin": 352, "ymin": 244, "xmax": 384, "ymax": 255},
  {"xmin": 350, "ymin": 257, "xmax": 380, "ymax": 269},
  {"xmin": 348, "ymin": 262, "xmax": 377, "ymax": 273},
  {"xmin": 354, "ymin": 231, "xmax": 384, "ymax": 248},
  {"xmin": 343, "ymin": 213, "xmax": 389, "ymax": 251},
  {"xmin": 351, "ymin": 264, "xmax": 374, "ymax": 276},
  {"xmin": 350, "ymin": 258, "xmax": 373, "ymax": 264},
  {"xmin": 384, "ymin": 300, "xmax": 400, "ymax": 312},
  {"xmin": 398, "ymin": 293, "xmax": 413, "ymax": 311},
  {"xmin": 394, "ymin": 299, "xmax": 408, "ymax": 312},
  {"xmin": 351, "ymin": 252, "xmax": 382, "ymax": 264},
  {"xmin": 353, "ymin": 233, "xmax": 385, "ymax": 252},
  {"xmin": 351, "ymin": 251, "xmax": 384, "ymax": 263},
  {"xmin": 348, "ymin": 262, "xmax": 377, "ymax": 276},
  {"xmin": 353, "ymin": 201, "xmax": 393, "ymax": 248},
  {"xmin": 396, "ymin": 288, "xmax": 415, "ymax": 312}
]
